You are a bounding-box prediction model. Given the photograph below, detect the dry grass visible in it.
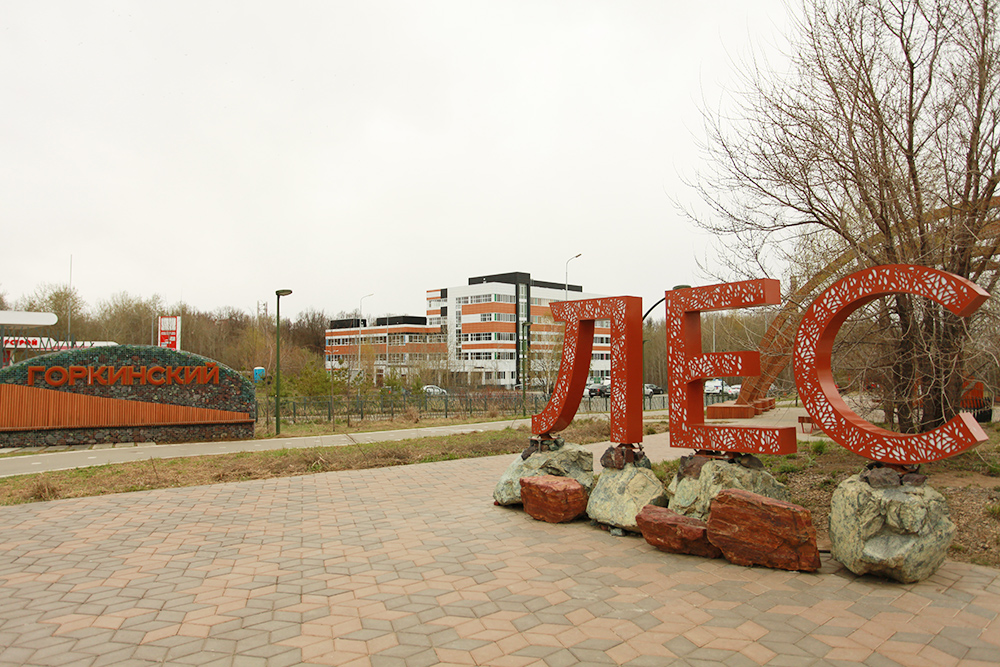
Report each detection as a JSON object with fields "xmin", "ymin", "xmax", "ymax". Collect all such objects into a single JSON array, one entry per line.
[
  {"xmin": 648, "ymin": 423, "xmax": 1000, "ymax": 569},
  {"xmin": 254, "ymin": 413, "xmax": 527, "ymax": 439},
  {"xmin": 0, "ymin": 419, "xmax": 614, "ymax": 507},
  {"xmin": 762, "ymin": 426, "xmax": 1000, "ymax": 569}
]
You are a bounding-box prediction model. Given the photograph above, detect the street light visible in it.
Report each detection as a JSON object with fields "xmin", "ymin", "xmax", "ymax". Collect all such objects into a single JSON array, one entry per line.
[
  {"xmin": 275, "ymin": 289, "xmax": 292, "ymax": 436},
  {"xmin": 357, "ymin": 293, "xmax": 373, "ymax": 382},
  {"xmin": 385, "ymin": 312, "xmax": 391, "ymax": 385},
  {"xmin": 564, "ymin": 253, "xmax": 582, "ymax": 301}
]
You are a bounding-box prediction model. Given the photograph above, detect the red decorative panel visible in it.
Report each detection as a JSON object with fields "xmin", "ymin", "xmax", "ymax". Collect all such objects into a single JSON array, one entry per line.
[
  {"xmin": 532, "ymin": 297, "xmax": 643, "ymax": 444},
  {"xmin": 665, "ymin": 280, "xmax": 796, "ymax": 455},
  {"xmin": 793, "ymin": 264, "xmax": 989, "ymax": 464},
  {"xmin": 0, "ymin": 384, "xmax": 253, "ymax": 431}
]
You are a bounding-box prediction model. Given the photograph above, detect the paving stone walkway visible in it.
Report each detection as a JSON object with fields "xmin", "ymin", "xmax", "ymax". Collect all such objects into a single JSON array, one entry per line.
[{"xmin": 0, "ymin": 454, "xmax": 998, "ymax": 667}]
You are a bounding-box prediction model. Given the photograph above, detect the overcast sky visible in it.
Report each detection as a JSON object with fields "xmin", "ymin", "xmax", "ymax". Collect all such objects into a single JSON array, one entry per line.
[{"xmin": 1, "ymin": 1, "xmax": 789, "ymax": 322}]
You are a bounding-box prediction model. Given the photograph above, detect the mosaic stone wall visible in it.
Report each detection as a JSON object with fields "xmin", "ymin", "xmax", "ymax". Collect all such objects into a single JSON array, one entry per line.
[
  {"xmin": 0, "ymin": 345, "xmax": 256, "ymax": 446},
  {"xmin": 0, "ymin": 423, "xmax": 253, "ymax": 448}
]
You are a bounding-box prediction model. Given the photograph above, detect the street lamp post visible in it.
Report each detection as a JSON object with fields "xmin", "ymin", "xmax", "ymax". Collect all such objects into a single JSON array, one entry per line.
[
  {"xmin": 564, "ymin": 253, "xmax": 582, "ymax": 301},
  {"xmin": 357, "ymin": 293, "xmax": 373, "ymax": 382},
  {"xmin": 520, "ymin": 321, "xmax": 531, "ymax": 416},
  {"xmin": 385, "ymin": 314, "xmax": 391, "ymax": 386},
  {"xmin": 275, "ymin": 289, "xmax": 292, "ymax": 436}
]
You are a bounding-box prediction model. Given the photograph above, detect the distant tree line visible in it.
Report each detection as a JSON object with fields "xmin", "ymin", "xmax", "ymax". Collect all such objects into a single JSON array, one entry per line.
[{"xmin": 2, "ymin": 283, "xmax": 341, "ymax": 396}]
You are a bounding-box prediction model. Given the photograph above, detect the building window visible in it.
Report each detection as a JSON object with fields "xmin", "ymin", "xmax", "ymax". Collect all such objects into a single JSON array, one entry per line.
[{"xmin": 479, "ymin": 313, "xmax": 516, "ymax": 322}]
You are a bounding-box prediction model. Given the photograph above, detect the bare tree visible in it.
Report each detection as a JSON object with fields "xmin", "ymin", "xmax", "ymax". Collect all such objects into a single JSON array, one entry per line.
[
  {"xmin": 16, "ymin": 283, "xmax": 92, "ymax": 341},
  {"xmin": 528, "ymin": 314, "xmax": 565, "ymax": 394},
  {"xmin": 690, "ymin": 0, "xmax": 1000, "ymax": 432},
  {"xmin": 93, "ymin": 292, "xmax": 165, "ymax": 345},
  {"xmin": 290, "ymin": 308, "xmax": 331, "ymax": 354}
]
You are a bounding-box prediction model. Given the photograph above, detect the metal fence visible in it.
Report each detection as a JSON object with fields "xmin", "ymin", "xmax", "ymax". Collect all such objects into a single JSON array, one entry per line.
[
  {"xmin": 258, "ymin": 390, "xmax": 992, "ymax": 427},
  {"xmin": 704, "ymin": 392, "xmax": 732, "ymax": 407},
  {"xmin": 257, "ymin": 392, "xmax": 687, "ymax": 426}
]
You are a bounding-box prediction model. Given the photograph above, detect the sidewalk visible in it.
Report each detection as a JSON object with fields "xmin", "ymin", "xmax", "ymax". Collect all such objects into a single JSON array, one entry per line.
[
  {"xmin": 0, "ymin": 448, "xmax": 997, "ymax": 666},
  {"xmin": 0, "ymin": 407, "xmax": 996, "ymax": 666}
]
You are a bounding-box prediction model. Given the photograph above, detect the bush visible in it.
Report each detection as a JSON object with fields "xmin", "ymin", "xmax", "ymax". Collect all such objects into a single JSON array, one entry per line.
[{"xmin": 29, "ymin": 476, "xmax": 60, "ymax": 501}]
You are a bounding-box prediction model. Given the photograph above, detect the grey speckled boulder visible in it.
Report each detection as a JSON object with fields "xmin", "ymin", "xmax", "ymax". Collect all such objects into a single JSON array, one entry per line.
[
  {"xmin": 586, "ymin": 466, "xmax": 668, "ymax": 532},
  {"xmin": 492, "ymin": 443, "xmax": 594, "ymax": 506},
  {"xmin": 829, "ymin": 475, "xmax": 954, "ymax": 583},
  {"xmin": 666, "ymin": 459, "xmax": 789, "ymax": 521}
]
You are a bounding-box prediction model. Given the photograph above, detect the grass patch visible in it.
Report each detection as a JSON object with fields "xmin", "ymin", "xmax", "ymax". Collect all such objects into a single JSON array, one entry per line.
[
  {"xmin": 0, "ymin": 430, "xmax": 527, "ymax": 505},
  {"xmin": 0, "ymin": 418, "xmax": 617, "ymax": 506},
  {"xmin": 255, "ymin": 413, "xmax": 527, "ymax": 439},
  {"xmin": 651, "ymin": 459, "xmax": 681, "ymax": 484}
]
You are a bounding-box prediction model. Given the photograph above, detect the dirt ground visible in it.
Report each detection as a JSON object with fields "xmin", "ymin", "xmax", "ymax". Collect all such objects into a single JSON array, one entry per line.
[{"xmin": 775, "ymin": 433, "xmax": 1000, "ymax": 569}]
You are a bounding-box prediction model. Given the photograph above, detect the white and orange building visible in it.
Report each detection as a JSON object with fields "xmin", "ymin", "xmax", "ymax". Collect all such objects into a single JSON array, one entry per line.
[{"xmin": 326, "ymin": 272, "xmax": 611, "ymax": 389}]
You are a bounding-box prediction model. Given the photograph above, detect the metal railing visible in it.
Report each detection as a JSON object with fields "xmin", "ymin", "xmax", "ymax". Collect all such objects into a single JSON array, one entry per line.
[{"xmin": 257, "ymin": 392, "xmax": 688, "ymax": 427}]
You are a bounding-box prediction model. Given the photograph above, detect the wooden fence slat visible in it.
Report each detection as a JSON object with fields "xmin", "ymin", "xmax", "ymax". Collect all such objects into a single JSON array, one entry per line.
[{"xmin": 0, "ymin": 385, "xmax": 253, "ymax": 432}]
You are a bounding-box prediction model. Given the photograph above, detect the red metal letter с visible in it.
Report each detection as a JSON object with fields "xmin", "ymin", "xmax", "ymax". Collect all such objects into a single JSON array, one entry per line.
[
  {"xmin": 793, "ymin": 264, "xmax": 990, "ymax": 464},
  {"xmin": 532, "ymin": 297, "xmax": 643, "ymax": 444},
  {"xmin": 665, "ymin": 280, "xmax": 796, "ymax": 455}
]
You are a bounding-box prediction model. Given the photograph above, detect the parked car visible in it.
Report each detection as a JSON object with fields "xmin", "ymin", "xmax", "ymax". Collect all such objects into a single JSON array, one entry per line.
[
  {"xmin": 422, "ymin": 384, "xmax": 448, "ymax": 396},
  {"xmin": 644, "ymin": 384, "xmax": 663, "ymax": 396},
  {"xmin": 725, "ymin": 383, "xmax": 741, "ymax": 397},
  {"xmin": 587, "ymin": 383, "xmax": 610, "ymax": 397},
  {"xmin": 704, "ymin": 379, "xmax": 726, "ymax": 395}
]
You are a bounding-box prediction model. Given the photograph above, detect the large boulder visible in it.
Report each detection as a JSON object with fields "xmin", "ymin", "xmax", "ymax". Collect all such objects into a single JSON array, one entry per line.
[
  {"xmin": 520, "ymin": 475, "xmax": 589, "ymax": 523},
  {"xmin": 586, "ymin": 466, "xmax": 668, "ymax": 532},
  {"xmin": 666, "ymin": 458, "xmax": 789, "ymax": 520},
  {"xmin": 707, "ymin": 489, "xmax": 821, "ymax": 572},
  {"xmin": 829, "ymin": 474, "xmax": 955, "ymax": 583},
  {"xmin": 636, "ymin": 505, "xmax": 722, "ymax": 558},
  {"xmin": 493, "ymin": 443, "xmax": 594, "ymax": 506}
]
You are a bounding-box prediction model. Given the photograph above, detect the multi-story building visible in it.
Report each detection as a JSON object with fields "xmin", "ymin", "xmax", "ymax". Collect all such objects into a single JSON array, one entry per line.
[
  {"xmin": 325, "ymin": 316, "xmax": 448, "ymax": 386},
  {"xmin": 326, "ymin": 271, "xmax": 610, "ymax": 389}
]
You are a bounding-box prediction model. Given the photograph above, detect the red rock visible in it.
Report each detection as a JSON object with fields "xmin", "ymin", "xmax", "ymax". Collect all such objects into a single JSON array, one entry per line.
[
  {"xmin": 707, "ymin": 489, "xmax": 821, "ymax": 572},
  {"xmin": 636, "ymin": 505, "xmax": 722, "ymax": 558},
  {"xmin": 520, "ymin": 475, "xmax": 588, "ymax": 523}
]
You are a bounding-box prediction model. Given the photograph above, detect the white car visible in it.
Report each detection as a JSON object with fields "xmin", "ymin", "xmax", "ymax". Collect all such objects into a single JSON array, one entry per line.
[
  {"xmin": 725, "ymin": 384, "xmax": 741, "ymax": 397},
  {"xmin": 704, "ymin": 379, "xmax": 725, "ymax": 395},
  {"xmin": 422, "ymin": 384, "xmax": 447, "ymax": 396}
]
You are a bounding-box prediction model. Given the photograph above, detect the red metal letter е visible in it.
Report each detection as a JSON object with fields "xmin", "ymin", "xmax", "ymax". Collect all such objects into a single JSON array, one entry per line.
[{"xmin": 665, "ymin": 280, "xmax": 796, "ymax": 455}]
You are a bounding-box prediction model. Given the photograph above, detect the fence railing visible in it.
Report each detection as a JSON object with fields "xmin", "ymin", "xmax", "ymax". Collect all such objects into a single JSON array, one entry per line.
[{"xmin": 256, "ymin": 392, "xmax": 737, "ymax": 427}]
